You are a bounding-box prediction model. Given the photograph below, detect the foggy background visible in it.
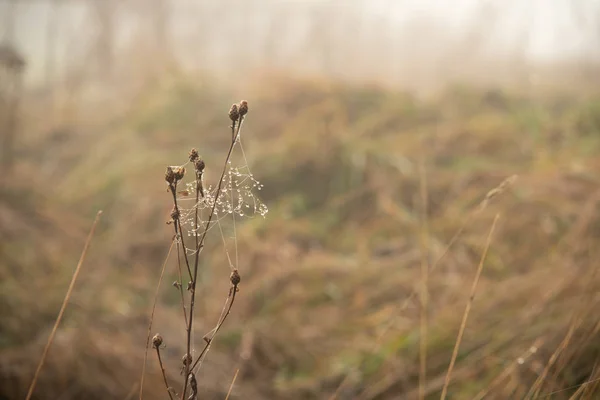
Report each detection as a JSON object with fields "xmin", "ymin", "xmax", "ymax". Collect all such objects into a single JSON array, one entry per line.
[
  {"xmin": 3, "ymin": 0, "xmax": 600, "ymax": 90},
  {"xmin": 2, "ymin": 1, "xmax": 600, "ymax": 400}
]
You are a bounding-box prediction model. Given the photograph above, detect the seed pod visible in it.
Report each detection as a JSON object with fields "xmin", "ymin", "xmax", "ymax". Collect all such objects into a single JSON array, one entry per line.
[
  {"xmin": 238, "ymin": 100, "xmax": 248, "ymax": 117},
  {"xmin": 152, "ymin": 334, "xmax": 163, "ymax": 349},
  {"xmin": 229, "ymin": 104, "xmax": 239, "ymax": 122},
  {"xmin": 230, "ymin": 269, "xmax": 241, "ymax": 286},
  {"xmin": 189, "ymin": 148, "xmax": 199, "ymax": 162}
]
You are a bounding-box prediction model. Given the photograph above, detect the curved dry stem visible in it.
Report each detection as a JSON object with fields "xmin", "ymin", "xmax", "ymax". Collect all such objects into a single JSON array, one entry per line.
[
  {"xmin": 439, "ymin": 213, "xmax": 499, "ymax": 400},
  {"xmin": 26, "ymin": 210, "xmax": 102, "ymax": 400},
  {"xmin": 139, "ymin": 240, "xmax": 175, "ymax": 400},
  {"xmin": 156, "ymin": 347, "xmax": 175, "ymax": 400}
]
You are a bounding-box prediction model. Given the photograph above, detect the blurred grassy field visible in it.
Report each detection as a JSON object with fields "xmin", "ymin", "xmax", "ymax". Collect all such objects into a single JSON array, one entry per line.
[{"xmin": 1, "ymin": 73, "xmax": 600, "ymax": 399}]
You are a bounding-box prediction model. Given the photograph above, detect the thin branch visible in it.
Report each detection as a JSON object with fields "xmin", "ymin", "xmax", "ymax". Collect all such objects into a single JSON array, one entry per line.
[
  {"xmin": 418, "ymin": 154, "xmax": 429, "ymax": 400},
  {"xmin": 170, "ymin": 184, "xmax": 193, "ymax": 281},
  {"xmin": 26, "ymin": 210, "xmax": 102, "ymax": 400},
  {"xmin": 440, "ymin": 213, "xmax": 500, "ymax": 400},
  {"xmin": 139, "ymin": 240, "xmax": 175, "ymax": 400},
  {"xmin": 156, "ymin": 346, "xmax": 175, "ymax": 400},
  {"xmin": 190, "ymin": 281, "xmax": 239, "ymax": 372}
]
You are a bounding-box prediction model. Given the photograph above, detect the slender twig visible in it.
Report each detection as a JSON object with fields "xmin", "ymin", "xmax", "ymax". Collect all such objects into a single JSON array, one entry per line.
[
  {"xmin": 139, "ymin": 240, "xmax": 175, "ymax": 400},
  {"xmin": 190, "ymin": 280, "xmax": 239, "ymax": 372},
  {"xmin": 440, "ymin": 213, "xmax": 500, "ymax": 400},
  {"xmin": 224, "ymin": 368, "xmax": 240, "ymax": 400},
  {"xmin": 156, "ymin": 346, "xmax": 175, "ymax": 400},
  {"xmin": 169, "ymin": 185, "xmax": 189, "ymax": 328},
  {"xmin": 418, "ymin": 152, "xmax": 429, "ymax": 400},
  {"xmin": 26, "ymin": 210, "xmax": 102, "ymax": 400},
  {"xmin": 174, "ymin": 243, "xmax": 189, "ymax": 327},
  {"xmin": 182, "ymin": 115, "xmax": 245, "ymax": 399},
  {"xmin": 170, "ymin": 184, "xmax": 193, "ymax": 281}
]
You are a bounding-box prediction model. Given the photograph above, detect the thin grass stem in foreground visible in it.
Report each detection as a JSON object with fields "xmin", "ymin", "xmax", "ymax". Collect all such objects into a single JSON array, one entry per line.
[
  {"xmin": 26, "ymin": 210, "xmax": 102, "ymax": 400},
  {"xmin": 439, "ymin": 213, "xmax": 500, "ymax": 400}
]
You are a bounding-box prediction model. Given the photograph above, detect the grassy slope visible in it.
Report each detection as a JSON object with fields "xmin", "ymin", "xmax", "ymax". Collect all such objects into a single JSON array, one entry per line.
[{"xmin": 1, "ymin": 75, "xmax": 600, "ymax": 399}]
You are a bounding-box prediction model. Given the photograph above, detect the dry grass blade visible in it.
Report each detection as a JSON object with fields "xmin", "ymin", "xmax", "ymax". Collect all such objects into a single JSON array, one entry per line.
[
  {"xmin": 331, "ymin": 177, "xmax": 515, "ymax": 400},
  {"xmin": 472, "ymin": 338, "xmax": 543, "ymax": 400},
  {"xmin": 25, "ymin": 210, "xmax": 103, "ymax": 400},
  {"xmin": 418, "ymin": 153, "xmax": 429, "ymax": 400},
  {"xmin": 439, "ymin": 213, "xmax": 500, "ymax": 400},
  {"xmin": 139, "ymin": 240, "xmax": 175, "ymax": 400},
  {"xmin": 224, "ymin": 368, "xmax": 240, "ymax": 400},
  {"xmin": 526, "ymin": 318, "xmax": 580, "ymax": 399},
  {"xmin": 537, "ymin": 377, "xmax": 600, "ymax": 399}
]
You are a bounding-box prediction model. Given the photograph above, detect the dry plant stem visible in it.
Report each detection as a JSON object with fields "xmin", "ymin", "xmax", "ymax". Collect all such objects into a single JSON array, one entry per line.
[
  {"xmin": 418, "ymin": 154, "xmax": 429, "ymax": 400},
  {"xmin": 570, "ymin": 363, "xmax": 599, "ymax": 400},
  {"xmin": 538, "ymin": 377, "xmax": 600, "ymax": 399},
  {"xmin": 472, "ymin": 338, "xmax": 544, "ymax": 400},
  {"xmin": 170, "ymin": 185, "xmax": 193, "ymax": 281},
  {"xmin": 225, "ymin": 368, "xmax": 240, "ymax": 400},
  {"xmin": 181, "ymin": 116, "xmax": 244, "ymax": 399},
  {"xmin": 139, "ymin": 241, "xmax": 175, "ymax": 400},
  {"xmin": 332, "ymin": 178, "xmax": 516, "ymax": 400},
  {"xmin": 26, "ymin": 210, "xmax": 102, "ymax": 400},
  {"xmin": 174, "ymin": 245, "xmax": 189, "ymax": 327},
  {"xmin": 526, "ymin": 319, "xmax": 580, "ymax": 399},
  {"xmin": 439, "ymin": 213, "xmax": 499, "ymax": 400},
  {"xmin": 190, "ymin": 283, "xmax": 238, "ymax": 372},
  {"xmin": 169, "ymin": 191, "xmax": 189, "ymax": 327},
  {"xmin": 156, "ymin": 347, "xmax": 175, "ymax": 400}
]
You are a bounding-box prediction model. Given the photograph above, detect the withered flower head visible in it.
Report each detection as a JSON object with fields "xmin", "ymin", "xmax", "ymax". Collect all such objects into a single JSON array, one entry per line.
[
  {"xmin": 152, "ymin": 333, "xmax": 164, "ymax": 349},
  {"xmin": 189, "ymin": 148, "xmax": 199, "ymax": 162},
  {"xmin": 229, "ymin": 104, "xmax": 240, "ymax": 122},
  {"xmin": 230, "ymin": 269, "xmax": 241, "ymax": 286},
  {"xmin": 195, "ymin": 158, "xmax": 205, "ymax": 173},
  {"xmin": 165, "ymin": 166, "xmax": 175, "ymax": 184},
  {"xmin": 173, "ymin": 166, "xmax": 185, "ymax": 181},
  {"xmin": 238, "ymin": 100, "xmax": 248, "ymax": 117}
]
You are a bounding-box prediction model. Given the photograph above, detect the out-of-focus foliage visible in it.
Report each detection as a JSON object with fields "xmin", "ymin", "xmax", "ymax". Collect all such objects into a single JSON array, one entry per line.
[{"xmin": 1, "ymin": 74, "xmax": 600, "ymax": 399}]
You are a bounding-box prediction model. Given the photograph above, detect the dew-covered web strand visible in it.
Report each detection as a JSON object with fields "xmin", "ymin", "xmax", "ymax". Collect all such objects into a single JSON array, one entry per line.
[{"xmin": 216, "ymin": 216, "xmax": 235, "ymax": 270}]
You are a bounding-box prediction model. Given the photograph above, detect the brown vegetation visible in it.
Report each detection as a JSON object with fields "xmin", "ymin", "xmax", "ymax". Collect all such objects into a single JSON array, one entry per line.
[{"xmin": 1, "ymin": 73, "xmax": 600, "ymax": 399}]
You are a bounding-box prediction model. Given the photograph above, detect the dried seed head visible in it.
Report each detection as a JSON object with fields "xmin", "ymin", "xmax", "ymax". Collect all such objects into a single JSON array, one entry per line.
[
  {"xmin": 173, "ymin": 166, "xmax": 185, "ymax": 181},
  {"xmin": 189, "ymin": 148, "xmax": 199, "ymax": 162},
  {"xmin": 230, "ymin": 269, "xmax": 241, "ymax": 286},
  {"xmin": 229, "ymin": 104, "xmax": 240, "ymax": 122},
  {"xmin": 195, "ymin": 158, "xmax": 205, "ymax": 174},
  {"xmin": 152, "ymin": 334, "xmax": 163, "ymax": 349},
  {"xmin": 182, "ymin": 353, "xmax": 192, "ymax": 366},
  {"xmin": 238, "ymin": 100, "xmax": 248, "ymax": 117},
  {"xmin": 165, "ymin": 166, "xmax": 176, "ymax": 184},
  {"xmin": 166, "ymin": 166, "xmax": 185, "ymax": 184},
  {"xmin": 172, "ymin": 281, "xmax": 181, "ymax": 289}
]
